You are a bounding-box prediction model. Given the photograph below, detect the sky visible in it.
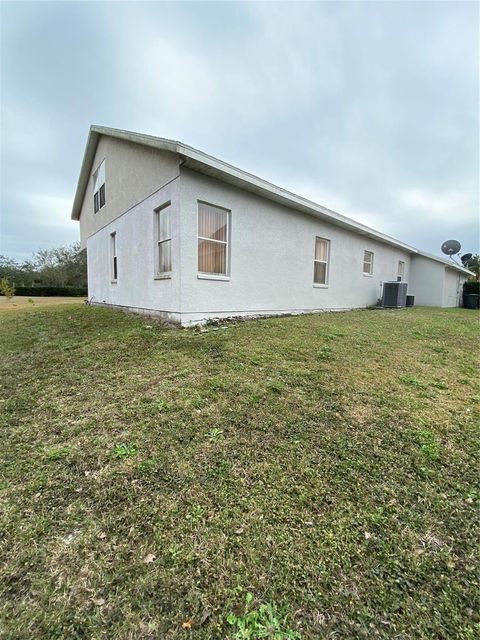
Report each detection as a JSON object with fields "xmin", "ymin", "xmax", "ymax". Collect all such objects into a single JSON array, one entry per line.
[{"xmin": 1, "ymin": 1, "xmax": 479, "ymax": 262}]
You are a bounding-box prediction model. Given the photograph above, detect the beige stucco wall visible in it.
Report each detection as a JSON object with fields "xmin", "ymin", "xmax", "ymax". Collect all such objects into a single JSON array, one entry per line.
[{"xmin": 78, "ymin": 136, "xmax": 180, "ymax": 247}]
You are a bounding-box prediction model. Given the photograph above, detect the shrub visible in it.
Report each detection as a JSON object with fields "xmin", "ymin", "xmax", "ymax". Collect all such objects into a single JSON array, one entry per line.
[
  {"xmin": 0, "ymin": 277, "xmax": 15, "ymax": 298},
  {"xmin": 0, "ymin": 285, "xmax": 87, "ymax": 297}
]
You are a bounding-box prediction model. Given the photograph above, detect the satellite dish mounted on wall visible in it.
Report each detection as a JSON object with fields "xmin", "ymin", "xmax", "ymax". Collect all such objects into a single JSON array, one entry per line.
[
  {"xmin": 461, "ymin": 253, "xmax": 473, "ymax": 267},
  {"xmin": 441, "ymin": 239, "xmax": 461, "ymax": 256}
]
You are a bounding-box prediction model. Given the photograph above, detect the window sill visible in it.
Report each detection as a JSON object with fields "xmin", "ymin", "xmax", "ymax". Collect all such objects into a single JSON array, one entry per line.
[
  {"xmin": 197, "ymin": 274, "xmax": 230, "ymax": 281},
  {"xmin": 154, "ymin": 274, "xmax": 172, "ymax": 280},
  {"xmin": 363, "ymin": 273, "xmax": 374, "ymax": 277},
  {"xmin": 313, "ymin": 283, "xmax": 329, "ymax": 289},
  {"xmin": 111, "ymin": 279, "xmax": 117, "ymax": 284}
]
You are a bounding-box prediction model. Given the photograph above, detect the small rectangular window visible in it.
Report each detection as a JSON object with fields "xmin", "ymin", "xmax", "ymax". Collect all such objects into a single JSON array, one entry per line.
[
  {"xmin": 314, "ymin": 237, "xmax": 330, "ymax": 285},
  {"xmin": 198, "ymin": 202, "xmax": 229, "ymax": 276},
  {"xmin": 155, "ymin": 203, "xmax": 172, "ymax": 275},
  {"xmin": 398, "ymin": 260, "xmax": 405, "ymax": 279},
  {"xmin": 93, "ymin": 160, "xmax": 106, "ymax": 213},
  {"xmin": 111, "ymin": 232, "xmax": 117, "ymax": 281},
  {"xmin": 363, "ymin": 250, "xmax": 374, "ymax": 275}
]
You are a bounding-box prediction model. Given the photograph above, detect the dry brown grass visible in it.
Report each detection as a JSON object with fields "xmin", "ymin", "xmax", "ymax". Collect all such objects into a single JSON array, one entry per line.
[{"xmin": 0, "ymin": 296, "xmax": 85, "ymax": 312}]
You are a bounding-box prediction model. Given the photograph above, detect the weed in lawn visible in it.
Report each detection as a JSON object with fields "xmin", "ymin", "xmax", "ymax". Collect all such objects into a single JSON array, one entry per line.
[
  {"xmin": 193, "ymin": 395, "xmax": 208, "ymax": 409},
  {"xmin": 399, "ymin": 375, "xmax": 426, "ymax": 389},
  {"xmin": 430, "ymin": 380, "xmax": 448, "ymax": 389},
  {"xmin": 267, "ymin": 380, "xmax": 285, "ymax": 394},
  {"xmin": 227, "ymin": 593, "xmax": 301, "ymax": 639},
  {"xmin": 114, "ymin": 443, "xmax": 137, "ymax": 459},
  {"xmin": 207, "ymin": 460, "xmax": 231, "ymax": 477},
  {"xmin": 168, "ymin": 543, "xmax": 183, "ymax": 561},
  {"xmin": 45, "ymin": 447, "xmax": 70, "ymax": 461},
  {"xmin": 187, "ymin": 504, "xmax": 206, "ymax": 523},
  {"xmin": 317, "ymin": 345, "xmax": 334, "ymax": 361},
  {"xmin": 409, "ymin": 428, "xmax": 440, "ymax": 462},
  {"xmin": 138, "ymin": 459, "xmax": 156, "ymax": 473},
  {"xmin": 205, "ymin": 428, "xmax": 224, "ymax": 442}
]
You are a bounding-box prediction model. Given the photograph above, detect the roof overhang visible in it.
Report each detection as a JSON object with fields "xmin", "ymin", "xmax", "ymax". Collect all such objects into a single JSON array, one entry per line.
[
  {"xmin": 414, "ymin": 250, "xmax": 474, "ymax": 276},
  {"xmin": 71, "ymin": 125, "xmax": 475, "ymax": 277},
  {"xmin": 70, "ymin": 126, "xmax": 416, "ymax": 253}
]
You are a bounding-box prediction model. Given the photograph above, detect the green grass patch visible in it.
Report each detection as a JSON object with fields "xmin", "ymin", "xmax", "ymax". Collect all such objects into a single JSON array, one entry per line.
[{"xmin": 0, "ymin": 304, "xmax": 479, "ymax": 638}]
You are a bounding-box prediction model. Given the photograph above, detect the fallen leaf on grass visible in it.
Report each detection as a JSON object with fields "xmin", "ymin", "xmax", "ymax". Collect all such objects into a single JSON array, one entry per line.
[
  {"xmin": 93, "ymin": 598, "xmax": 105, "ymax": 606},
  {"xmin": 143, "ymin": 553, "xmax": 156, "ymax": 563},
  {"xmin": 182, "ymin": 619, "xmax": 193, "ymax": 629}
]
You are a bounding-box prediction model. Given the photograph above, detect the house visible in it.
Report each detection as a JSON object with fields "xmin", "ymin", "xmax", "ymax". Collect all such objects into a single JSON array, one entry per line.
[{"xmin": 71, "ymin": 126, "xmax": 472, "ymax": 326}]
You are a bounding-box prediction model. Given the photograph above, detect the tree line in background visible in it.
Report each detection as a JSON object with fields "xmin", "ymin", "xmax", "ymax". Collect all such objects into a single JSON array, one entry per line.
[
  {"xmin": 0, "ymin": 243, "xmax": 478, "ymax": 299},
  {"xmin": 0, "ymin": 243, "xmax": 87, "ymax": 297}
]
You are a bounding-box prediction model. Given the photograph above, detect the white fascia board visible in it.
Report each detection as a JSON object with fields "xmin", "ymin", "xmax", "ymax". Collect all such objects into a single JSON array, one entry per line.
[
  {"xmin": 72, "ymin": 127, "xmax": 470, "ymax": 272},
  {"xmin": 414, "ymin": 250, "xmax": 474, "ymax": 276}
]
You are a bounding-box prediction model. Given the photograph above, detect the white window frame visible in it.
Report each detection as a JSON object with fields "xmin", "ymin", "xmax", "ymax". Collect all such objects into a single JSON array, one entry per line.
[
  {"xmin": 313, "ymin": 237, "xmax": 330, "ymax": 287},
  {"xmin": 93, "ymin": 160, "xmax": 106, "ymax": 214},
  {"xmin": 397, "ymin": 260, "xmax": 405, "ymax": 280},
  {"xmin": 154, "ymin": 202, "xmax": 172, "ymax": 279},
  {"xmin": 110, "ymin": 232, "xmax": 117, "ymax": 282},
  {"xmin": 197, "ymin": 202, "xmax": 231, "ymax": 280},
  {"xmin": 363, "ymin": 250, "xmax": 374, "ymax": 276}
]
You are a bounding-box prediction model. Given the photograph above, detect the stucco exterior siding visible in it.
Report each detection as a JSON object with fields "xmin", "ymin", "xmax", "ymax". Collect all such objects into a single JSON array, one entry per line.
[
  {"xmin": 75, "ymin": 130, "xmax": 472, "ymax": 323},
  {"xmin": 177, "ymin": 169, "xmax": 411, "ymax": 324},
  {"xmin": 409, "ymin": 256, "xmax": 466, "ymax": 307},
  {"xmin": 79, "ymin": 137, "xmax": 179, "ymax": 248},
  {"xmin": 87, "ymin": 176, "xmax": 181, "ymax": 316}
]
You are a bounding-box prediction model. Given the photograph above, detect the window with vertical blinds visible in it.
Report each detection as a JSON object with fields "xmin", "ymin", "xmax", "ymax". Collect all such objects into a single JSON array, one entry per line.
[
  {"xmin": 314, "ymin": 237, "xmax": 330, "ymax": 285},
  {"xmin": 198, "ymin": 202, "xmax": 229, "ymax": 275},
  {"xmin": 155, "ymin": 203, "xmax": 172, "ymax": 275}
]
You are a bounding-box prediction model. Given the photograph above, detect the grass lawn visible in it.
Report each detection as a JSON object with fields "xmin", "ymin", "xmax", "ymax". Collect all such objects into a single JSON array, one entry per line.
[
  {"xmin": 0, "ymin": 304, "xmax": 478, "ymax": 639},
  {"xmin": 0, "ymin": 296, "xmax": 85, "ymax": 312}
]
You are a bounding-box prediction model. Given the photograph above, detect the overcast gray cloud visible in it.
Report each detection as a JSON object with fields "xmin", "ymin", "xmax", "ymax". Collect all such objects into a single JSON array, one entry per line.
[{"xmin": 1, "ymin": 1, "xmax": 478, "ymax": 261}]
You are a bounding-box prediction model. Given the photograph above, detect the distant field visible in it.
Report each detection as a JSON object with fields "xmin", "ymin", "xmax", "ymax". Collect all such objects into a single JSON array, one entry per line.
[
  {"xmin": 0, "ymin": 305, "xmax": 478, "ymax": 639},
  {"xmin": 0, "ymin": 296, "xmax": 85, "ymax": 311}
]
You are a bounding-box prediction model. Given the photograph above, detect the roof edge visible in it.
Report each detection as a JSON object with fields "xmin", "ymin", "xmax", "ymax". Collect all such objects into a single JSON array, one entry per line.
[
  {"xmin": 414, "ymin": 250, "xmax": 475, "ymax": 276},
  {"xmin": 70, "ymin": 126, "xmax": 475, "ymax": 276}
]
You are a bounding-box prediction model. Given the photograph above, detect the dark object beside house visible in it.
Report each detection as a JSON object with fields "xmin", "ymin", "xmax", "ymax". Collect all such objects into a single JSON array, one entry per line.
[
  {"xmin": 463, "ymin": 294, "xmax": 480, "ymax": 309},
  {"xmin": 462, "ymin": 281, "xmax": 480, "ymax": 309},
  {"xmin": 382, "ymin": 281, "xmax": 408, "ymax": 308},
  {"xmin": 406, "ymin": 295, "xmax": 415, "ymax": 307}
]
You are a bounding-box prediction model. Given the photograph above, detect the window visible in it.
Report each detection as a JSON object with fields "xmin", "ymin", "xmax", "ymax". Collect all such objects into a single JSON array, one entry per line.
[
  {"xmin": 93, "ymin": 160, "xmax": 106, "ymax": 213},
  {"xmin": 398, "ymin": 260, "xmax": 405, "ymax": 279},
  {"xmin": 363, "ymin": 250, "xmax": 374, "ymax": 275},
  {"xmin": 198, "ymin": 202, "xmax": 229, "ymax": 276},
  {"xmin": 110, "ymin": 232, "xmax": 117, "ymax": 281},
  {"xmin": 154, "ymin": 203, "xmax": 172, "ymax": 275},
  {"xmin": 314, "ymin": 237, "xmax": 330, "ymax": 285}
]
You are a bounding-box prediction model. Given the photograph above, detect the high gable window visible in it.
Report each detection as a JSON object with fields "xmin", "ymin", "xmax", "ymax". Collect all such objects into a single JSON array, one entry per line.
[
  {"xmin": 314, "ymin": 237, "xmax": 330, "ymax": 285},
  {"xmin": 198, "ymin": 202, "xmax": 230, "ymax": 276},
  {"xmin": 155, "ymin": 203, "xmax": 172, "ymax": 275},
  {"xmin": 363, "ymin": 250, "xmax": 374, "ymax": 275},
  {"xmin": 93, "ymin": 160, "xmax": 106, "ymax": 213}
]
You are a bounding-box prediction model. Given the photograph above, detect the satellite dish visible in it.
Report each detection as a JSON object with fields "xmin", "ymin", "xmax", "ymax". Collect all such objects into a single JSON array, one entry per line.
[
  {"xmin": 461, "ymin": 252, "xmax": 473, "ymax": 266},
  {"xmin": 441, "ymin": 239, "xmax": 461, "ymax": 256}
]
